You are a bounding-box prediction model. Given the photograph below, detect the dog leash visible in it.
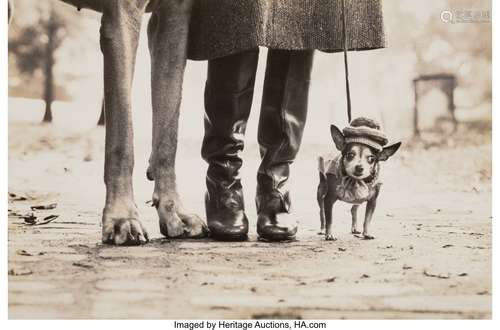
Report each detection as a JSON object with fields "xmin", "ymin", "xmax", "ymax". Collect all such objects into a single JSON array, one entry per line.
[{"xmin": 341, "ymin": 0, "xmax": 352, "ymax": 123}]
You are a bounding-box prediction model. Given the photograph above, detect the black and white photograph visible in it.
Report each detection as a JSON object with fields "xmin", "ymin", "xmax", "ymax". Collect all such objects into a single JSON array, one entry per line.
[{"xmin": 3, "ymin": 0, "xmax": 494, "ymax": 322}]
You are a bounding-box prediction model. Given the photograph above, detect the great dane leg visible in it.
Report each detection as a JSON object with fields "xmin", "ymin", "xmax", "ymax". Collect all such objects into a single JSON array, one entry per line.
[
  {"xmin": 100, "ymin": 0, "xmax": 148, "ymax": 245},
  {"xmin": 147, "ymin": 0, "xmax": 208, "ymax": 238}
]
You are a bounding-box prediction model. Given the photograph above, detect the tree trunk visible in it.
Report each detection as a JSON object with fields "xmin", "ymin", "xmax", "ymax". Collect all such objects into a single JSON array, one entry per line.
[
  {"xmin": 97, "ymin": 98, "xmax": 105, "ymax": 126},
  {"xmin": 42, "ymin": 10, "xmax": 56, "ymax": 123}
]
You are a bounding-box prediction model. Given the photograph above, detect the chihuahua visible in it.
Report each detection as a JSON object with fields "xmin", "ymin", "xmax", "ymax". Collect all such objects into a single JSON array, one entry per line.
[{"xmin": 317, "ymin": 118, "xmax": 401, "ymax": 241}]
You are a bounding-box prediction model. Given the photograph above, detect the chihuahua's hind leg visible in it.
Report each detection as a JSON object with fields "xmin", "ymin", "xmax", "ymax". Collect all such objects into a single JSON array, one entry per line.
[
  {"xmin": 317, "ymin": 172, "xmax": 328, "ymax": 234},
  {"xmin": 351, "ymin": 204, "xmax": 361, "ymax": 234},
  {"xmin": 324, "ymin": 174, "xmax": 338, "ymax": 241},
  {"xmin": 324, "ymin": 194, "xmax": 337, "ymax": 240}
]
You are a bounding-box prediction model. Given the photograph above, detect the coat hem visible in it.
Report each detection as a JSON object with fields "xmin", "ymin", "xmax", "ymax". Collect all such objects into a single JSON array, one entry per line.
[{"xmin": 188, "ymin": 45, "xmax": 386, "ymax": 61}]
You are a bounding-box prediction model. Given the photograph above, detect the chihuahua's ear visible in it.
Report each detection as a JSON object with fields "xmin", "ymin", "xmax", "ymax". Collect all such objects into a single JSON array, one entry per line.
[
  {"xmin": 330, "ymin": 125, "xmax": 345, "ymax": 151},
  {"xmin": 379, "ymin": 142, "xmax": 402, "ymax": 161}
]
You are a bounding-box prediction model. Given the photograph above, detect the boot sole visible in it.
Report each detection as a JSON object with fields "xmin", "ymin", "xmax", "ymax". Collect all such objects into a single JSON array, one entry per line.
[
  {"xmin": 210, "ymin": 232, "xmax": 248, "ymax": 242},
  {"xmin": 257, "ymin": 234, "xmax": 296, "ymax": 243}
]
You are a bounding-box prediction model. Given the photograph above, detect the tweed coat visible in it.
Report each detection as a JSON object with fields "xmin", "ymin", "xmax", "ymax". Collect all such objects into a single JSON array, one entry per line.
[{"xmin": 188, "ymin": 0, "xmax": 385, "ymax": 60}]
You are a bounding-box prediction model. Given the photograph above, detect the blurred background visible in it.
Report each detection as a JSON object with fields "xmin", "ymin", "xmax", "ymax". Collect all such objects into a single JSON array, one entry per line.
[
  {"xmin": 8, "ymin": 0, "xmax": 492, "ymax": 224},
  {"xmin": 8, "ymin": 0, "xmax": 491, "ymax": 137}
]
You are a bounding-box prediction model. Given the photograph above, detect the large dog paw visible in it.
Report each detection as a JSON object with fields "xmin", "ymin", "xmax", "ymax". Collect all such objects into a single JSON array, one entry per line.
[
  {"xmin": 102, "ymin": 218, "xmax": 149, "ymax": 245},
  {"xmin": 154, "ymin": 197, "xmax": 208, "ymax": 239}
]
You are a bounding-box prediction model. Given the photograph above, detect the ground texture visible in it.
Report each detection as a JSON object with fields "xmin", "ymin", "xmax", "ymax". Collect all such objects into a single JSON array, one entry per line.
[{"xmin": 8, "ymin": 122, "xmax": 491, "ymax": 319}]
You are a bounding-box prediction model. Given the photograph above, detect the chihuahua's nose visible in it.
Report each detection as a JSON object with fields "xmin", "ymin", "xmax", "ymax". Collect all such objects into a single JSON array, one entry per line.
[{"xmin": 354, "ymin": 165, "xmax": 363, "ymax": 175}]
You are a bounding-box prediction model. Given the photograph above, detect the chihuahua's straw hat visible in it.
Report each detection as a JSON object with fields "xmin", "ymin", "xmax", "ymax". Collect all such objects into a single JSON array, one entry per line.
[{"xmin": 343, "ymin": 117, "xmax": 388, "ymax": 151}]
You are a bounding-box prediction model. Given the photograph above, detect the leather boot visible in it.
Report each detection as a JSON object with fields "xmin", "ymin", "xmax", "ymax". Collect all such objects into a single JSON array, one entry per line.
[
  {"xmin": 202, "ymin": 49, "xmax": 259, "ymax": 241},
  {"xmin": 256, "ymin": 49, "xmax": 314, "ymax": 242}
]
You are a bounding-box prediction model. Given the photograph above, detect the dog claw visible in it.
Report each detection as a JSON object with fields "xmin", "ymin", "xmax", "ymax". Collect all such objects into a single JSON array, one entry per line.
[
  {"xmin": 156, "ymin": 198, "xmax": 208, "ymax": 239},
  {"xmin": 325, "ymin": 234, "xmax": 337, "ymax": 241},
  {"xmin": 146, "ymin": 166, "xmax": 154, "ymax": 181},
  {"xmin": 137, "ymin": 232, "xmax": 148, "ymax": 243},
  {"xmin": 180, "ymin": 213, "xmax": 209, "ymax": 238},
  {"xmin": 102, "ymin": 218, "xmax": 148, "ymax": 246}
]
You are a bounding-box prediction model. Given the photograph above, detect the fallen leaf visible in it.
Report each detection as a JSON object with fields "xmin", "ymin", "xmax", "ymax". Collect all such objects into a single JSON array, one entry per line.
[
  {"xmin": 338, "ymin": 247, "xmax": 347, "ymax": 252},
  {"xmin": 423, "ymin": 270, "xmax": 450, "ymax": 279},
  {"xmin": 8, "ymin": 268, "xmax": 33, "ymax": 276},
  {"xmin": 23, "ymin": 214, "xmax": 59, "ymax": 226},
  {"xmin": 21, "ymin": 213, "xmax": 37, "ymax": 224},
  {"xmin": 35, "ymin": 215, "xmax": 59, "ymax": 225},
  {"xmin": 16, "ymin": 249, "xmax": 33, "ymax": 256},
  {"xmin": 458, "ymin": 272, "xmax": 468, "ymax": 277},
  {"xmin": 442, "ymin": 244, "xmax": 453, "ymax": 248},
  {"xmin": 325, "ymin": 277, "xmax": 336, "ymax": 283},
  {"xmin": 465, "ymin": 246, "xmax": 486, "ymax": 250},
  {"xmin": 9, "ymin": 192, "xmax": 27, "ymax": 201},
  {"xmin": 361, "ymin": 274, "xmax": 370, "ymax": 279},
  {"xmin": 30, "ymin": 203, "xmax": 57, "ymax": 211},
  {"xmin": 72, "ymin": 262, "xmax": 94, "ymax": 269}
]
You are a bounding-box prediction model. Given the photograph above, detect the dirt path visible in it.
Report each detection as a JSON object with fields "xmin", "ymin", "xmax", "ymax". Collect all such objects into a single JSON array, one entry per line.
[{"xmin": 8, "ymin": 123, "xmax": 491, "ymax": 319}]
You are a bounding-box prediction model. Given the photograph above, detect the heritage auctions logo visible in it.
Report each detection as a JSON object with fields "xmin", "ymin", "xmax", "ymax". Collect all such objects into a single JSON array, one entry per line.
[
  {"xmin": 173, "ymin": 321, "xmax": 327, "ymax": 330},
  {"xmin": 440, "ymin": 9, "xmax": 491, "ymax": 24}
]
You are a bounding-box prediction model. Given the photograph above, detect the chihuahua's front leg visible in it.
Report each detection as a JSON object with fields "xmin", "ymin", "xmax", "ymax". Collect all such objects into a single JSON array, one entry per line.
[
  {"xmin": 363, "ymin": 184, "xmax": 381, "ymax": 239},
  {"xmin": 351, "ymin": 204, "xmax": 361, "ymax": 234},
  {"xmin": 100, "ymin": 0, "xmax": 149, "ymax": 245}
]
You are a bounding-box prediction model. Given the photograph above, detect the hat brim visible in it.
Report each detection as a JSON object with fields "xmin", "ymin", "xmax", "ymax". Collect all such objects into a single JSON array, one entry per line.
[{"xmin": 345, "ymin": 137, "xmax": 384, "ymax": 151}]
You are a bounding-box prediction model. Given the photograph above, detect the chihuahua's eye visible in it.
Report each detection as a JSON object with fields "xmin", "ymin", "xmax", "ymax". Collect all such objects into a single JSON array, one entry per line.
[
  {"xmin": 367, "ymin": 155, "xmax": 375, "ymax": 164},
  {"xmin": 346, "ymin": 152, "xmax": 355, "ymax": 160}
]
